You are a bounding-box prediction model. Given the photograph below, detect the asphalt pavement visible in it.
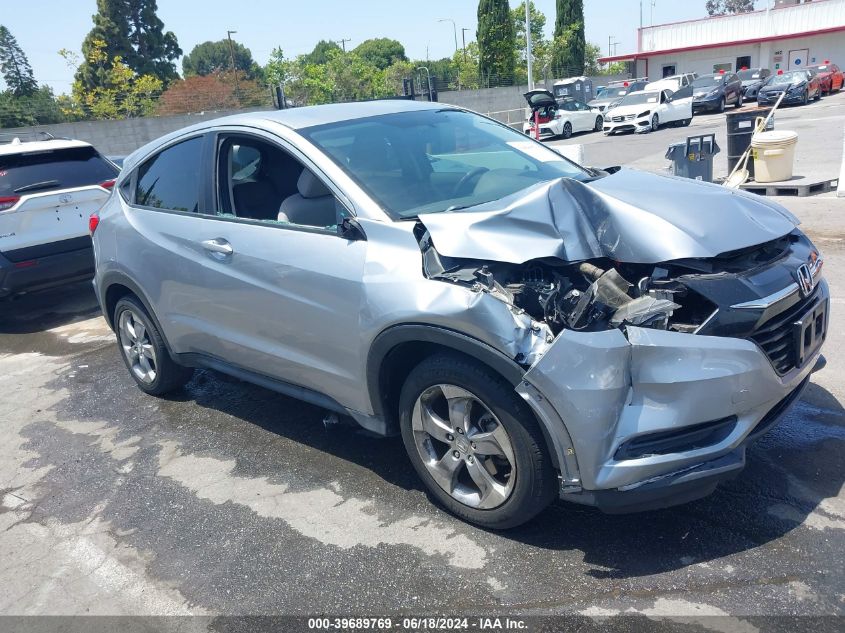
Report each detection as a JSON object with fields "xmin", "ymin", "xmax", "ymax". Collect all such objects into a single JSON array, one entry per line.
[{"xmin": 0, "ymin": 99, "xmax": 843, "ymax": 629}]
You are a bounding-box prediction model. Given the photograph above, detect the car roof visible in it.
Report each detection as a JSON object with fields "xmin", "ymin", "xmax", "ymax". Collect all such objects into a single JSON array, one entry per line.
[{"xmin": 0, "ymin": 138, "xmax": 92, "ymax": 157}]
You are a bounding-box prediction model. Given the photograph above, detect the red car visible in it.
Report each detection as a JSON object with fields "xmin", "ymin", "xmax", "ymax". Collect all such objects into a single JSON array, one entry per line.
[{"xmin": 808, "ymin": 62, "xmax": 843, "ymax": 95}]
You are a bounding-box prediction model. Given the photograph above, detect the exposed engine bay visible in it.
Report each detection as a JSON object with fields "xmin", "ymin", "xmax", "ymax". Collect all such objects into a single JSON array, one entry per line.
[{"xmin": 416, "ymin": 227, "xmax": 800, "ymax": 338}]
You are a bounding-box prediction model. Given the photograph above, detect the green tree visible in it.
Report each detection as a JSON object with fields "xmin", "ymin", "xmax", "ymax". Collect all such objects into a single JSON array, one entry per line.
[
  {"xmin": 304, "ymin": 40, "xmax": 343, "ymax": 65},
  {"xmin": 706, "ymin": 0, "xmax": 755, "ymax": 15},
  {"xmin": 583, "ymin": 42, "xmax": 602, "ymax": 76},
  {"xmin": 77, "ymin": 0, "xmax": 180, "ymax": 90},
  {"xmin": 61, "ymin": 39, "xmax": 162, "ymax": 119},
  {"xmin": 0, "ymin": 25, "xmax": 38, "ymax": 96},
  {"xmin": 183, "ymin": 39, "xmax": 258, "ymax": 78},
  {"xmin": 511, "ymin": 1, "xmax": 549, "ymax": 84},
  {"xmin": 552, "ymin": 0, "xmax": 585, "ymax": 77},
  {"xmin": 353, "ymin": 38, "xmax": 407, "ymax": 71},
  {"xmin": 452, "ymin": 42, "xmax": 481, "ymax": 90},
  {"xmin": 477, "ymin": 0, "xmax": 516, "ymax": 86},
  {"xmin": 0, "ymin": 86, "xmax": 67, "ymax": 127}
]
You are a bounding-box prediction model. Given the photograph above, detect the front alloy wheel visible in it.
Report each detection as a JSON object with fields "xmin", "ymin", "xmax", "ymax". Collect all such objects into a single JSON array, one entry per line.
[
  {"xmin": 119, "ymin": 308, "xmax": 158, "ymax": 384},
  {"xmin": 411, "ymin": 384, "xmax": 516, "ymax": 510},
  {"xmin": 594, "ymin": 115, "xmax": 603, "ymax": 132},
  {"xmin": 399, "ymin": 353, "xmax": 556, "ymax": 529},
  {"xmin": 651, "ymin": 113, "xmax": 659, "ymax": 132}
]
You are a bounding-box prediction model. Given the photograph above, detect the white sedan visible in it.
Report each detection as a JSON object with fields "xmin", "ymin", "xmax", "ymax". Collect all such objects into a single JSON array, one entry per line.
[
  {"xmin": 603, "ymin": 89, "xmax": 692, "ymax": 135},
  {"xmin": 523, "ymin": 90, "xmax": 604, "ymax": 139}
]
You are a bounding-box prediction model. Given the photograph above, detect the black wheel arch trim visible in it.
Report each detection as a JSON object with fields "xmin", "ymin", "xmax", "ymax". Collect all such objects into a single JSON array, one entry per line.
[
  {"xmin": 98, "ymin": 271, "xmax": 174, "ymax": 354},
  {"xmin": 367, "ymin": 324, "xmax": 525, "ymax": 419}
]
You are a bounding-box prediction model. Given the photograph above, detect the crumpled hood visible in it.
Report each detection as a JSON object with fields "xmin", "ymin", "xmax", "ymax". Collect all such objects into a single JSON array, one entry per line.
[{"xmin": 418, "ymin": 169, "xmax": 798, "ymax": 265}]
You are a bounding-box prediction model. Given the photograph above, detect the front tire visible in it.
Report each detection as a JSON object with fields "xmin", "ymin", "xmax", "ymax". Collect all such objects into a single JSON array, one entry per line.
[
  {"xmin": 399, "ymin": 353, "xmax": 557, "ymax": 529},
  {"xmin": 114, "ymin": 296, "xmax": 193, "ymax": 396},
  {"xmin": 650, "ymin": 113, "xmax": 659, "ymax": 132},
  {"xmin": 594, "ymin": 116, "xmax": 603, "ymax": 132},
  {"xmin": 718, "ymin": 97, "xmax": 726, "ymax": 113}
]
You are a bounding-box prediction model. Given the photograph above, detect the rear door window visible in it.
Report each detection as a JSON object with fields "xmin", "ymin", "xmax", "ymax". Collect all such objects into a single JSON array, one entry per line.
[
  {"xmin": 135, "ymin": 137, "xmax": 204, "ymax": 213},
  {"xmin": 0, "ymin": 146, "xmax": 118, "ymax": 197}
]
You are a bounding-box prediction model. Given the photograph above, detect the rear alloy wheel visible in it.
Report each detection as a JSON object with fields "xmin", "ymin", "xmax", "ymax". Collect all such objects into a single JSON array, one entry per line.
[
  {"xmin": 114, "ymin": 296, "xmax": 193, "ymax": 396},
  {"xmin": 562, "ymin": 121, "xmax": 572, "ymax": 139},
  {"xmin": 651, "ymin": 113, "xmax": 659, "ymax": 132},
  {"xmin": 399, "ymin": 354, "xmax": 556, "ymax": 529},
  {"xmin": 734, "ymin": 95, "xmax": 742, "ymax": 108},
  {"xmin": 594, "ymin": 115, "xmax": 603, "ymax": 132}
]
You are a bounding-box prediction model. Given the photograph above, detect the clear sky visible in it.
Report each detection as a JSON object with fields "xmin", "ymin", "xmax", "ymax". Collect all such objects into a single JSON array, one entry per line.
[{"xmin": 3, "ymin": 0, "xmax": 770, "ymax": 94}]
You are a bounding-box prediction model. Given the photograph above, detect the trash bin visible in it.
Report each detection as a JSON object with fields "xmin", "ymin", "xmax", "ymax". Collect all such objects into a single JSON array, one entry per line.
[
  {"xmin": 751, "ymin": 130, "xmax": 798, "ymax": 183},
  {"xmin": 725, "ymin": 106, "xmax": 774, "ymax": 179},
  {"xmin": 665, "ymin": 134, "xmax": 720, "ymax": 182}
]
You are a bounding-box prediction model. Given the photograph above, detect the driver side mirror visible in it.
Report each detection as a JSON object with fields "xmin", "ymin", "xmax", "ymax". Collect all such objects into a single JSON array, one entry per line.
[{"xmin": 338, "ymin": 216, "xmax": 367, "ymax": 241}]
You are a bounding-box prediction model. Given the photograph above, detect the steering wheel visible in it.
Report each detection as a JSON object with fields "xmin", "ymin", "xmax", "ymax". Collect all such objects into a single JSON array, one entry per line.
[{"xmin": 452, "ymin": 167, "xmax": 489, "ymax": 197}]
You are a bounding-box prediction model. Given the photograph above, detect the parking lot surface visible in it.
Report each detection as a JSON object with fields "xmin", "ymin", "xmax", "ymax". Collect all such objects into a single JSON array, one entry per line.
[{"xmin": 1, "ymin": 105, "xmax": 844, "ymax": 626}]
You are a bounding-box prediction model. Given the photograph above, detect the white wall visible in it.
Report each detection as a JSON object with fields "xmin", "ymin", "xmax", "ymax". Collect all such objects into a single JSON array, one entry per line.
[
  {"xmin": 639, "ymin": 31, "xmax": 845, "ymax": 78},
  {"xmin": 640, "ymin": 0, "xmax": 845, "ymax": 53}
]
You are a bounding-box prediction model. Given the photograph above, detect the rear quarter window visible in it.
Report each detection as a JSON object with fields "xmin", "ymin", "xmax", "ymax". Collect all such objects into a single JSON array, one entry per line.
[{"xmin": 0, "ymin": 146, "xmax": 118, "ymax": 196}]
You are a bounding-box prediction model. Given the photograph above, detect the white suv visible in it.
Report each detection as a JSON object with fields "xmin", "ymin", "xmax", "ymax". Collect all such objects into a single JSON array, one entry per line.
[{"xmin": 0, "ymin": 135, "xmax": 118, "ymax": 298}]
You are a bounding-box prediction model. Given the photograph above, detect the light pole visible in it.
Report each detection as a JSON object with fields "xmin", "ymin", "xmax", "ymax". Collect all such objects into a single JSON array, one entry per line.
[
  {"xmin": 226, "ymin": 30, "xmax": 240, "ymax": 103},
  {"xmin": 461, "ymin": 28, "xmax": 470, "ymax": 62},
  {"xmin": 417, "ymin": 66, "xmax": 433, "ymax": 102},
  {"xmin": 438, "ymin": 19, "xmax": 458, "ymax": 54},
  {"xmin": 525, "ymin": 1, "xmax": 534, "ymax": 91}
]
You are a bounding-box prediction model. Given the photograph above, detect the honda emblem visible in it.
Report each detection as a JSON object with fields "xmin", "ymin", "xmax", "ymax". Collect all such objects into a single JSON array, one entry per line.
[
  {"xmin": 796, "ymin": 264, "xmax": 813, "ymax": 298},
  {"xmin": 59, "ymin": 193, "xmax": 72, "ymax": 204}
]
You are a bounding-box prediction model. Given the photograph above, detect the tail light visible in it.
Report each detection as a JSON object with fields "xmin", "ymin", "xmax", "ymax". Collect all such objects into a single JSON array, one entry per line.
[
  {"xmin": 89, "ymin": 212, "xmax": 100, "ymax": 235},
  {"xmin": 100, "ymin": 179, "xmax": 116, "ymax": 190},
  {"xmin": 0, "ymin": 196, "xmax": 20, "ymax": 211}
]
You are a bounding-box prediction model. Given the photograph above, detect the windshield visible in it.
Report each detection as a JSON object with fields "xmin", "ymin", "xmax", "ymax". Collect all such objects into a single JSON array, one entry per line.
[
  {"xmin": 0, "ymin": 146, "xmax": 118, "ymax": 197},
  {"xmin": 769, "ymin": 71, "xmax": 805, "ymax": 85},
  {"xmin": 619, "ymin": 91, "xmax": 659, "ymax": 105},
  {"xmin": 299, "ymin": 109, "xmax": 589, "ymax": 219},
  {"xmin": 737, "ymin": 69, "xmax": 761, "ymax": 80},
  {"xmin": 599, "ymin": 86, "xmax": 628, "ymax": 98},
  {"xmin": 693, "ymin": 75, "xmax": 722, "ymax": 88}
]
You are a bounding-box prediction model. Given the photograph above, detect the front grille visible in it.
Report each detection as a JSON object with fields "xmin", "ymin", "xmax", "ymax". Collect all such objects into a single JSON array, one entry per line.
[
  {"xmin": 611, "ymin": 114, "xmax": 636, "ymax": 122},
  {"xmin": 749, "ymin": 288, "xmax": 821, "ymax": 375}
]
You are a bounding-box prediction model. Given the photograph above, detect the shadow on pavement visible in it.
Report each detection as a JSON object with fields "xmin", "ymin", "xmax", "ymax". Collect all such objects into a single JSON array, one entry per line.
[{"xmin": 0, "ymin": 281, "xmax": 101, "ymax": 334}]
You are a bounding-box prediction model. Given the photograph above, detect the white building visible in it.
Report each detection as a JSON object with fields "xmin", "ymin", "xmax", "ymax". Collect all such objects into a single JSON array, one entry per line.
[{"xmin": 600, "ymin": 0, "xmax": 845, "ymax": 79}]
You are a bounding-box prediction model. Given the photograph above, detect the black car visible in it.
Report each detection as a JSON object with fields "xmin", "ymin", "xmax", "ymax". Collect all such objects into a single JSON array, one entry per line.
[
  {"xmin": 692, "ymin": 72, "xmax": 743, "ymax": 113},
  {"xmin": 737, "ymin": 68, "xmax": 772, "ymax": 101},
  {"xmin": 758, "ymin": 69, "xmax": 822, "ymax": 106}
]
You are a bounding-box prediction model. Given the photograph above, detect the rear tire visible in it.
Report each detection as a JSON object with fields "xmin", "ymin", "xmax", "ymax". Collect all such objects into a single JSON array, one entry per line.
[
  {"xmin": 562, "ymin": 121, "xmax": 572, "ymax": 139},
  {"xmin": 399, "ymin": 353, "xmax": 557, "ymax": 530},
  {"xmin": 681, "ymin": 117, "xmax": 692, "ymax": 126},
  {"xmin": 114, "ymin": 296, "xmax": 193, "ymax": 396}
]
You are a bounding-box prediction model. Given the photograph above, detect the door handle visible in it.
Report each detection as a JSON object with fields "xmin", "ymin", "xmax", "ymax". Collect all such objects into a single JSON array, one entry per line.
[{"xmin": 201, "ymin": 238, "xmax": 233, "ymax": 259}]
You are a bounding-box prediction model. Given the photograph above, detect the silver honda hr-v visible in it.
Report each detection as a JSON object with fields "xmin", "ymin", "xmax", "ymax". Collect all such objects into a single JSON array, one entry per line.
[{"xmin": 92, "ymin": 100, "xmax": 828, "ymax": 529}]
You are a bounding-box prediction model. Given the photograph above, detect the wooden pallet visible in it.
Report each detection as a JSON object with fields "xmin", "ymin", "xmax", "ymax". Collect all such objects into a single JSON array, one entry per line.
[{"xmin": 739, "ymin": 177, "xmax": 839, "ymax": 197}]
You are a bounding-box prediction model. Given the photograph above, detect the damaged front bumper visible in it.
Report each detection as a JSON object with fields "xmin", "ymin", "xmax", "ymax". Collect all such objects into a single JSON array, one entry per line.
[{"xmin": 515, "ymin": 280, "xmax": 829, "ymax": 512}]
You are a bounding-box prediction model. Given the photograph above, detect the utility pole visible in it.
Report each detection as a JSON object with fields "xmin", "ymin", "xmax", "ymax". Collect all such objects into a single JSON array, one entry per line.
[
  {"xmin": 226, "ymin": 30, "xmax": 241, "ymax": 103},
  {"xmin": 461, "ymin": 28, "xmax": 470, "ymax": 62},
  {"xmin": 525, "ymin": 1, "xmax": 534, "ymax": 91},
  {"xmin": 640, "ymin": 0, "xmax": 643, "ymax": 29},
  {"xmin": 336, "ymin": 38, "xmax": 351, "ymax": 52},
  {"xmin": 608, "ymin": 36, "xmax": 619, "ymax": 58}
]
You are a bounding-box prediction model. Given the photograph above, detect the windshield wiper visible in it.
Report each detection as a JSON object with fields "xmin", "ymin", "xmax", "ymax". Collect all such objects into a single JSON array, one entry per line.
[{"xmin": 14, "ymin": 180, "xmax": 61, "ymax": 194}]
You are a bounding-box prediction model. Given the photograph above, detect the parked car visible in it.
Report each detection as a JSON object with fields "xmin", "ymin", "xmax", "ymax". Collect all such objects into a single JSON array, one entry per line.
[
  {"xmin": 603, "ymin": 89, "xmax": 692, "ymax": 134},
  {"xmin": 587, "ymin": 78, "xmax": 649, "ymax": 112},
  {"xmin": 807, "ymin": 62, "xmax": 843, "ymax": 95},
  {"xmin": 758, "ymin": 69, "xmax": 822, "ymax": 106},
  {"xmin": 645, "ymin": 73, "xmax": 697, "ymax": 96},
  {"xmin": 0, "ymin": 136, "xmax": 119, "ymax": 299},
  {"xmin": 93, "ymin": 101, "xmax": 827, "ymax": 529},
  {"xmin": 523, "ymin": 91, "xmax": 603, "ymax": 139},
  {"xmin": 737, "ymin": 67, "xmax": 772, "ymax": 101},
  {"xmin": 692, "ymin": 72, "xmax": 743, "ymax": 113}
]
